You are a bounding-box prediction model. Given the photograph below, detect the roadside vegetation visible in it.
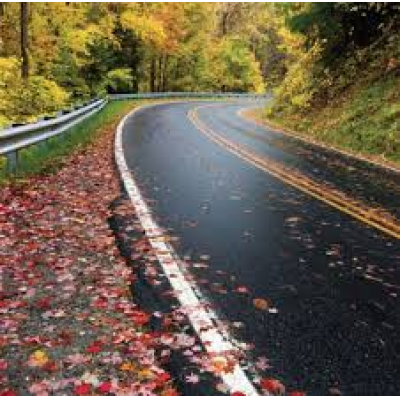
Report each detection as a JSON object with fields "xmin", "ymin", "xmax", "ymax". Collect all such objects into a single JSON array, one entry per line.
[
  {"xmin": 0, "ymin": 100, "xmax": 136, "ymax": 182},
  {"xmin": 0, "ymin": 3, "xmax": 269, "ymax": 127},
  {"xmin": 261, "ymin": 3, "xmax": 400, "ymax": 165}
]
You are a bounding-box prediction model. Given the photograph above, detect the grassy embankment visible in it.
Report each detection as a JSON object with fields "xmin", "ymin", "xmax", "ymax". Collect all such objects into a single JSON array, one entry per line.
[
  {"xmin": 260, "ymin": 48, "xmax": 400, "ymax": 168},
  {"xmin": 0, "ymin": 96, "xmax": 240, "ymax": 183},
  {"xmin": 0, "ymin": 100, "xmax": 138, "ymax": 182}
]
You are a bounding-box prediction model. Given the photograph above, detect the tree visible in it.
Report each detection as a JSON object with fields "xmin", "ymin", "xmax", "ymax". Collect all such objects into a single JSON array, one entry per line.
[{"xmin": 20, "ymin": 2, "xmax": 29, "ymax": 80}]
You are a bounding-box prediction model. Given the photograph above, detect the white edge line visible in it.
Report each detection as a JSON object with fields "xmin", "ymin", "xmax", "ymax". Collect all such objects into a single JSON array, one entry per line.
[{"xmin": 114, "ymin": 102, "xmax": 260, "ymax": 396}]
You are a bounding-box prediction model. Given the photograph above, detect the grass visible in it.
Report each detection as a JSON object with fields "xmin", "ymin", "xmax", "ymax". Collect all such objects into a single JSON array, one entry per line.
[
  {"xmin": 0, "ymin": 100, "xmax": 139, "ymax": 183},
  {"xmin": 264, "ymin": 74, "xmax": 400, "ymax": 167},
  {"xmin": 0, "ymin": 96, "xmax": 241, "ymax": 184}
]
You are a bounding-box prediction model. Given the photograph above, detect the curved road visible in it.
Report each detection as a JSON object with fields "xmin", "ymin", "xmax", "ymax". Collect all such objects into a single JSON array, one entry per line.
[{"xmin": 121, "ymin": 101, "xmax": 400, "ymax": 395}]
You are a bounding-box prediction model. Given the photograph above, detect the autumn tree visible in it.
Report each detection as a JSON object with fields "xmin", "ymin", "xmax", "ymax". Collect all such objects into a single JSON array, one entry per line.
[{"xmin": 20, "ymin": 2, "xmax": 29, "ymax": 80}]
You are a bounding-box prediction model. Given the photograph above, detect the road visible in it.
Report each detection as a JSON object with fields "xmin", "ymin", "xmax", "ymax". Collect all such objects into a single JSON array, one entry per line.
[{"xmin": 120, "ymin": 101, "xmax": 400, "ymax": 395}]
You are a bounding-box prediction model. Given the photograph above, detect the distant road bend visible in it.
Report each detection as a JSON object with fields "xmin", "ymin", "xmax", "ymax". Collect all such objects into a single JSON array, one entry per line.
[{"xmin": 120, "ymin": 101, "xmax": 400, "ymax": 395}]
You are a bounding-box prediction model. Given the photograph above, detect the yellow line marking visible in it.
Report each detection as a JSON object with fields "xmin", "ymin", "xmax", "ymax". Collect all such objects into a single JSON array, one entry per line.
[
  {"xmin": 187, "ymin": 104, "xmax": 400, "ymax": 240},
  {"xmin": 237, "ymin": 107, "xmax": 400, "ymax": 176}
]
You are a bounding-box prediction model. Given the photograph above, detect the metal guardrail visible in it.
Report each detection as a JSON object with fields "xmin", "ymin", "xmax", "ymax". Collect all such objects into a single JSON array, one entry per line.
[
  {"xmin": 110, "ymin": 92, "xmax": 268, "ymax": 101},
  {"xmin": 0, "ymin": 98, "xmax": 107, "ymax": 172},
  {"xmin": 0, "ymin": 92, "xmax": 267, "ymax": 173}
]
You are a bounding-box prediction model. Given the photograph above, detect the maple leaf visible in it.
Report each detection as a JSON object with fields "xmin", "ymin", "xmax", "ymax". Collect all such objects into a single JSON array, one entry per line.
[
  {"xmin": 216, "ymin": 382, "xmax": 229, "ymax": 394},
  {"xmin": 81, "ymin": 371, "xmax": 100, "ymax": 386},
  {"xmin": 29, "ymin": 381, "xmax": 49, "ymax": 396},
  {"xmin": 131, "ymin": 310, "xmax": 150, "ymax": 326},
  {"xmin": 1, "ymin": 389, "xmax": 18, "ymax": 396},
  {"xmin": 0, "ymin": 359, "xmax": 8, "ymax": 370},
  {"xmin": 74, "ymin": 383, "xmax": 93, "ymax": 396},
  {"xmin": 66, "ymin": 353, "xmax": 91, "ymax": 365},
  {"xmin": 98, "ymin": 382, "xmax": 112, "ymax": 394},
  {"xmin": 156, "ymin": 372, "xmax": 171, "ymax": 385},
  {"xmin": 85, "ymin": 341, "xmax": 103, "ymax": 354},
  {"xmin": 210, "ymin": 356, "xmax": 231, "ymax": 374},
  {"xmin": 253, "ymin": 298, "xmax": 270, "ymax": 311},
  {"xmin": 260, "ymin": 378, "xmax": 285, "ymax": 394},
  {"xmin": 120, "ymin": 361, "xmax": 137, "ymax": 372},
  {"xmin": 235, "ymin": 286, "xmax": 249, "ymax": 294},
  {"xmin": 160, "ymin": 387, "xmax": 179, "ymax": 396},
  {"xmin": 288, "ymin": 391, "xmax": 307, "ymax": 396},
  {"xmin": 185, "ymin": 373, "xmax": 199, "ymax": 384},
  {"xmin": 27, "ymin": 349, "xmax": 49, "ymax": 367}
]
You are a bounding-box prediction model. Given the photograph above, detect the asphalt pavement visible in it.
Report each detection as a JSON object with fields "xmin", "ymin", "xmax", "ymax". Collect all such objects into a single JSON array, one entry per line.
[{"xmin": 121, "ymin": 101, "xmax": 400, "ymax": 395}]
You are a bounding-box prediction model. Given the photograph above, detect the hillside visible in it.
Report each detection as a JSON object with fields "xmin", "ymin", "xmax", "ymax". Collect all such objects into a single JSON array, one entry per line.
[{"xmin": 263, "ymin": 3, "xmax": 400, "ymax": 167}]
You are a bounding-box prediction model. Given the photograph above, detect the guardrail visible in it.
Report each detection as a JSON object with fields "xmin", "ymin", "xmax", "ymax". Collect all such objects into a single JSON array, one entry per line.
[
  {"xmin": 0, "ymin": 92, "xmax": 267, "ymax": 173},
  {"xmin": 0, "ymin": 98, "xmax": 107, "ymax": 173},
  {"xmin": 110, "ymin": 92, "xmax": 269, "ymax": 100}
]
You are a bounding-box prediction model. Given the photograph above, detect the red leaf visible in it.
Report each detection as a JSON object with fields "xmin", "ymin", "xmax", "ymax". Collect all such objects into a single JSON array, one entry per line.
[
  {"xmin": 231, "ymin": 391, "xmax": 246, "ymax": 395},
  {"xmin": 161, "ymin": 388, "xmax": 179, "ymax": 396},
  {"xmin": 260, "ymin": 378, "xmax": 285, "ymax": 394},
  {"xmin": 131, "ymin": 310, "xmax": 150, "ymax": 326},
  {"xmin": 1, "ymin": 389, "xmax": 18, "ymax": 396},
  {"xmin": 235, "ymin": 286, "xmax": 249, "ymax": 294},
  {"xmin": 98, "ymin": 382, "xmax": 112, "ymax": 394},
  {"xmin": 74, "ymin": 383, "xmax": 92, "ymax": 396},
  {"xmin": 43, "ymin": 361, "xmax": 58, "ymax": 372},
  {"xmin": 156, "ymin": 372, "xmax": 171, "ymax": 384},
  {"xmin": 35, "ymin": 297, "xmax": 51, "ymax": 310},
  {"xmin": 85, "ymin": 341, "xmax": 103, "ymax": 354},
  {"xmin": 289, "ymin": 391, "xmax": 306, "ymax": 396}
]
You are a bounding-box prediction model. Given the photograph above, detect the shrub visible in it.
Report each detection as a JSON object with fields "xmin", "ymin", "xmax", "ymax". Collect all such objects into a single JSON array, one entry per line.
[
  {"xmin": 267, "ymin": 43, "xmax": 321, "ymax": 115},
  {"xmin": 0, "ymin": 57, "xmax": 69, "ymax": 124}
]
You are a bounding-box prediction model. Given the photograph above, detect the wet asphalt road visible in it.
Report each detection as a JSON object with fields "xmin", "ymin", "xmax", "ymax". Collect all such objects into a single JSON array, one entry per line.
[{"xmin": 121, "ymin": 101, "xmax": 400, "ymax": 395}]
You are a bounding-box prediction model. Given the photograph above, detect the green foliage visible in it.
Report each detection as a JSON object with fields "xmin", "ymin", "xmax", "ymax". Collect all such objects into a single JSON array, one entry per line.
[
  {"xmin": 105, "ymin": 68, "xmax": 134, "ymax": 93},
  {"xmin": 264, "ymin": 2, "xmax": 400, "ymax": 164},
  {"xmin": 211, "ymin": 38, "xmax": 264, "ymax": 93},
  {"xmin": 289, "ymin": 2, "xmax": 400, "ymax": 64},
  {"xmin": 0, "ymin": 57, "xmax": 69, "ymax": 125},
  {"xmin": 0, "ymin": 100, "xmax": 136, "ymax": 181},
  {"xmin": 0, "ymin": 2, "xmax": 268, "ymax": 124},
  {"xmin": 267, "ymin": 43, "xmax": 321, "ymax": 114},
  {"xmin": 266, "ymin": 74, "xmax": 400, "ymax": 164}
]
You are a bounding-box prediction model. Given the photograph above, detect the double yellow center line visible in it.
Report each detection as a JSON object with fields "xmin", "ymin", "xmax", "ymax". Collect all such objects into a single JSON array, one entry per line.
[{"xmin": 188, "ymin": 104, "xmax": 400, "ymax": 240}]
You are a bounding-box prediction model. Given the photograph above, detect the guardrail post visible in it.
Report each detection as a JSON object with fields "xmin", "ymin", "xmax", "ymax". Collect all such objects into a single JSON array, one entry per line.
[{"xmin": 6, "ymin": 150, "xmax": 18, "ymax": 174}]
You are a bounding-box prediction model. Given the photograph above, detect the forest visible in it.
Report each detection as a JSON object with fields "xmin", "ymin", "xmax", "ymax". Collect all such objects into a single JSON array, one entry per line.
[{"xmin": 1, "ymin": 2, "xmax": 400, "ymax": 163}]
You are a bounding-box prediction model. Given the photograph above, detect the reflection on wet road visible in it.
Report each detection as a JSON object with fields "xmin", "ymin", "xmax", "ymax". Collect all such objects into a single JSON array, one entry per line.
[{"xmin": 122, "ymin": 101, "xmax": 400, "ymax": 395}]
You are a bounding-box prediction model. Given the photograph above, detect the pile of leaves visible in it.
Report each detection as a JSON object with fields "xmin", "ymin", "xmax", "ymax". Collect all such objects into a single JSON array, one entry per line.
[{"xmin": 0, "ymin": 120, "xmax": 177, "ymax": 395}]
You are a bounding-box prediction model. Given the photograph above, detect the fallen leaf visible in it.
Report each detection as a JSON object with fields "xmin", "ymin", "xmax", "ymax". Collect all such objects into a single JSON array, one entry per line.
[
  {"xmin": 98, "ymin": 382, "xmax": 112, "ymax": 394},
  {"xmin": 27, "ymin": 350, "xmax": 49, "ymax": 367},
  {"xmin": 74, "ymin": 383, "xmax": 92, "ymax": 396},
  {"xmin": 260, "ymin": 378, "xmax": 285, "ymax": 394},
  {"xmin": 253, "ymin": 298, "xmax": 270, "ymax": 310}
]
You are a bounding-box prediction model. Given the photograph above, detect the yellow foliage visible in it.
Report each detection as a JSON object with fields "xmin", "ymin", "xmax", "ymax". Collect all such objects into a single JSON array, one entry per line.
[
  {"xmin": 0, "ymin": 57, "xmax": 69, "ymax": 125},
  {"xmin": 120, "ymin": 11, "xmax": 166, "ymax": 49},
  {"xmin": 269, "ymin": 42, "xmax": 322, "ymax": 113}
]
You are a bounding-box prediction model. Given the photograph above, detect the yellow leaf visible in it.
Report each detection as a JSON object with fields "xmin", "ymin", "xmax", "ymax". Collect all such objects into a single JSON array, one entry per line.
[
  {"xmin": 137, "ymin": 368, "xmax": 155, "ymax": 380},
  {"xmin": 120, "ymin": 362, "xmax": 137, "ymax": 372},
  {"xmin": 29, "ymin": 350, "xmax": 49, "ymax": 367}
]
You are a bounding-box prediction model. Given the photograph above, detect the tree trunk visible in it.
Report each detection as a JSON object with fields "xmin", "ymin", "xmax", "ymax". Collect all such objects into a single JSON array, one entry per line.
[
  {"xmin": 157, "ymin": 56, "xmax": 163, "ymax": 92},
  {"xmin": 20, "ymin": 2, "xmax": 29, "ymax": 80},
  {"xmin": 150, "ymin": 57, "xmax": 156, "ymax": 92},
  {"xmin": 131, "ymin": 63, "xmax": 138, "ymax": 93},
  {"xmin": 162, "ymin": 55, "xmax": 169, "ymax": 92},
  {"xmin": 0, "ymin": 3, "xmax": 5, "ymax": 16}
]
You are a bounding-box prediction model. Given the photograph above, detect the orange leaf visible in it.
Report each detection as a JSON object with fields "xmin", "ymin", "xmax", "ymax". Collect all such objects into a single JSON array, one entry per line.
[{"xmin": 253, "ymin": 298, "xmax": 270, "ymax": 310}]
